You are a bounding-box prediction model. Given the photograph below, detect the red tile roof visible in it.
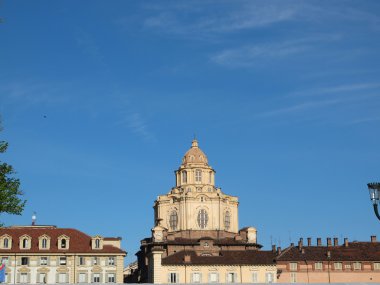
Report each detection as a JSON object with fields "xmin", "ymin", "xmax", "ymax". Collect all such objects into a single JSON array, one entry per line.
[
  {"xmin": 162, "ymin": 250, "xmax": 276, "ymax": 265},
  {"xmin": 0, "ymin": 226, "xmax": 126, "ymax": 254},
  {"xmin": 277, "ymin": 242, "xmax": 380, "ymax": 262}
]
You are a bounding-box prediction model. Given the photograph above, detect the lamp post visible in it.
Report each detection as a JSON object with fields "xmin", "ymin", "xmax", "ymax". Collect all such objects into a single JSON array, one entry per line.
[{"xmin": 367, "ymin": 182, "xmax": 380, "ymax": 221}]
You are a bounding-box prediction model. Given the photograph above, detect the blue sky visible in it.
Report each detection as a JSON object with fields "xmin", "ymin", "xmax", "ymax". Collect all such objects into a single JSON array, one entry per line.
[{"xmin": 1, "ymin": 0, "xmax": 380, "ymax": 264}]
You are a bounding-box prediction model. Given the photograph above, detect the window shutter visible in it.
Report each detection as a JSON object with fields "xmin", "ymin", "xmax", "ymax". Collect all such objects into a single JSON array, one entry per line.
[
  {"xmin": 208, "ymin": 273, "xmax": 211, "ymax": 283},
  {"xmin": 91, "ymin": 273, "xmax": 94, "ymax": 283},
  {"xmin": 167, "ymin": 273, "xmax": 171, "ymax": 283},
  {"xmin": 16, "ymin": 273, "xmax": 20, "ymax": 283},
  {"xmin": 216, "ymin": 273, "xmax": 219, "ymax": 283},
  {"xmin": 56, "ymin": 273, "xmax": 59, "ymax": 283},
  {"xmin": 226, "ymin": 273, "xmax": 229, "ymax": 283},
  {"xmin": 190, "ymin": 273, "xmax": 193, "ymax": 283}
]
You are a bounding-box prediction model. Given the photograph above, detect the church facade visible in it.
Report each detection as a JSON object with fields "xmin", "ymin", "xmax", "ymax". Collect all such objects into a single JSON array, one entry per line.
[{"xmin": 134, "ymin": 140, "xmax": 277, "ymax": 284}]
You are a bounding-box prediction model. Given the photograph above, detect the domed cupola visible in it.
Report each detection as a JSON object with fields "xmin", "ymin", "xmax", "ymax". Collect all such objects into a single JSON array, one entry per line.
[{"xmin": 182, "ymin": 139, "xmax": 208, "ymax": 166}]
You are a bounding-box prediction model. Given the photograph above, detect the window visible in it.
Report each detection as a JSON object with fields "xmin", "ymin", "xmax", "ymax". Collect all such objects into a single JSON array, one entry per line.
[
  {"xmin": 192, "ymin": 272, "xmax": 201, "ymax": 283},
  {"xmin": 374, "ymin": 262, "xmax": 380, "ymax": 270},
  {"xmin": 1, "ymin": 257, "xmax": 8, "ymax": 265},
  {"xmin": 182, "ymin": 171, "xmax": 187, "ymax": 183},
  {"xmin": 209, "ymin": 272, "xmax": 219, "ymax": 283},
  {"xmin": 22, "ymin": 238, "xmax": 28, "ymax": 249},
  {"xmin": 197, "ymin": 209, "xmax": 208, "ymax": 229},
  {"xmin": 58, "ymin": 273, "xmax": 67, "ymax": 283},
  {"xmin": 200, "ymin": 197, "xmax": 205, "ymax": 202},
  {"xmin": 20, "ymin": 273, "xmax": 28, "ymax": 283},
  {"xmin": 61, "ymin": 239, "xmax": 66, "ymax": 249},
  {"xmin": 21, "ymin": 257, "xmax": 29, "ymax": 266},
  {"xmin": 290, "ymin": 262, "xmax": 298, "ymax": 271},
  {"xmin": 79, "ymin": 273, "xmax": 86, "ymax": 283},
  {"xmin": 315, "ymin": 262, "xmax": 323, "ymax": 270},
  {"xmin": 93, "ymin": 257, "xmax": 98, "ymax": 265},
  {"xmin": 353, "ymin": 262, "xmax": 362, "ymax": 270},
  {"xmin": 266, "ymin": 272, "xmax": 274, "ymax": 283},
  {"xmin": 209, "ymin": 172, "xmax": 212, "ymax": 183},
  {"xmin": 79, "ymin": 256, "xmax": 85, "ymax": 266},
  {"xmin": 3, "ymin": 238, "xmax": 9, "ymax": 249},
  {"xmin": 93, "ymin": 273, "xmax": 100, "ymax": 283},
  {"xmin": 224, "ymin": 211, "xmax": 231, "ymax": 230},
  {"xmin": 169, "ymin": 272, "xmax": 178, "ymax": 283},
  {"xmin": 169, "ymin": 211, "xmax": 178, "ymax": 231},
  {"xmin": 95, "ymin": 239, "xmax": 100, "ymax": 249},
  {"xmin": 227, "ymin": 272, "xmax": 237, "ymax": 283},
  {"xmin": 39, "ymin": 273, "xmax": 47, "ymax": 283},
  {"xmin": 59, "ymin": 257, "xmax": 67, "ymax": 265},
  {"xmin": 334, "ymin": 262, "xmax": 342, "ymax": 270},
  {"xmin": 252, "ymin": 272, "xmax": 258, "ymax": 283},
  {"xmin": 108, "ymin": 257, "xmax": 115, "ymax": 266},
  {"xmin": 40, "ymin": 257, "xmax": 48, "ymax": 266},
  {"xmin": 108, "ymin": 273, "xmax": 115, "ymax": 283},
  {"xmin": 195, "ymin": 170, "xmax": 202, "ymax": 182},
  {"xmin": 42, "ymin": 238, "xmax": 47, "ymax": 249},
  {"xmin": 290, "ymin": 272, "xmax": 296, "ymax": 283}
]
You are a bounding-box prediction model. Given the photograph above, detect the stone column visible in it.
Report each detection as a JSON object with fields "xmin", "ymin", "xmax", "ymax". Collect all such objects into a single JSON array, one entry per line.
[{"xmin": 149, "ymin": 248, "xmax": 165, "ymax": 284}]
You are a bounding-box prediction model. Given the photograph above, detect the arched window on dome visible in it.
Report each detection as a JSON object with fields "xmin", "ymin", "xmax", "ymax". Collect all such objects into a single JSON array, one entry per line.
[
  {"xmin": 209, "ymin": 171, "xmax": 212, "ymax": 183},
  {"xmin": 169, "ymin": 211, "xmax": 178, "ymax": 231},
  {"xmin": 182, "ymin": 171, "xmax": 187, "ymax": 183},
  {"xmin": 224, "ymin": 211, "xmax": 231, "ymax": 230},
  {"xmin": 195, "ymin": 169, "xmax": 202, "ymax": 182},
  {"xmin": 197, "ymin": 209, "xmax": 208, "ymax": 229}
]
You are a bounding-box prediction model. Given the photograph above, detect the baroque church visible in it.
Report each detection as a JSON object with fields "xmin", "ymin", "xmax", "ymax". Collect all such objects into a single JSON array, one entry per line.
[{"xmin": 133, "ymin": 140, "xmax": 277, "ymax": 284}]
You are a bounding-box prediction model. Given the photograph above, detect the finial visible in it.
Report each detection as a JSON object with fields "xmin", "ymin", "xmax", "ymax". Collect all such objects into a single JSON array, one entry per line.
[{"xmin": 191, "ymin": 137, "xmax": 198, "ymax": 148}]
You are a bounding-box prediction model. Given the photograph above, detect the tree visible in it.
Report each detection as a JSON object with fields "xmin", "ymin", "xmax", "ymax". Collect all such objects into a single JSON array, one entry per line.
[{"xmin": 0, "ymin": 121, "xmax": 26, "ymax": 226}]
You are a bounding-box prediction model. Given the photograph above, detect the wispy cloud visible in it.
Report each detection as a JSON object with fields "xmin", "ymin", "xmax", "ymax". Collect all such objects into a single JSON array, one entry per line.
[
  {"xmin": 290, "ymin": 83, "xmax": 380, "ymax": 97},
  {"xmin": 211, "ymin": 35, "xmax": 340, "ymax": 67}
]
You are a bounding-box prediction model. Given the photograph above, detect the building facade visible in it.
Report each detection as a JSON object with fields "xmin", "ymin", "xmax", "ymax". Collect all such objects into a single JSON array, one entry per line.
[
  {"xmin": 0, "ymin": 225, "xmax": 126, "ymax": 284},
  {"xmin": 276, "ymin": 236, "xmax": 380, "ymax": 283},
  {"xmin": 133, "ymin": 140, "xmax": 276, "ymax": 283}
]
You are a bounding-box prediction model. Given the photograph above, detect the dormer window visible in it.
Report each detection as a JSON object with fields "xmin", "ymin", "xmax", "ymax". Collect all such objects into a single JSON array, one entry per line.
[
  {"xmin": 38, "ymin": 235, "xmax": 51, "ymax": 250},
  {"xmin": 0, "ymin": 235, "xmax": 12, "ymax": 250},
  {"xmin": 91, "ymin": 236, "xmax": 104, "ymax": 249},
  {"xmin": 195, "ymin": 170, "xmax": 202, "ymax": 182},
  {"xmin": 95, "ymin": 239, "xmax": 100, "ymax": 249},
  {"xmin": 19, "ymin": 235, "xmax": 31, "ymax": 250},
  {"xmin": 4, "ymin": 238, "xmax": 9, "ymax": 248},
  {"xmin": 57, "ymin": 235, "xmax": 70, "ymax": 250}
]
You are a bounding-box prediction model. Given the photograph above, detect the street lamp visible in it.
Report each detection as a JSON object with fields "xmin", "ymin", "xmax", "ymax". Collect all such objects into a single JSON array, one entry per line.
[{"xmin": 367, "ymin": 182, "xmax": 380, "ymax": 220}]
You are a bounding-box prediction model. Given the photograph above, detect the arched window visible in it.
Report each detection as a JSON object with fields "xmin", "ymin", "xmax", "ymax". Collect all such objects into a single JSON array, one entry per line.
[
  {"xmin": 197, "ymin": 209, "xmax": 208, "ymax": 229},
  {"xmin": 224, "ymin": 211, "xmax": 231, "ymax": 230},
  {"xmin": 22, "ymin": 238, "xmax": 28, "ymax": 249},
  {"xmin": 95, "ymin": 239, "xmax": 100, "ymax": 249},
  {"xmin": 4, "ymin": 238, "xmax": 9, "ymax": 248},
  {"xmin": 182, "ymin": 171, "xmax": 187, "ymax": 183},
  {"xmin": 195, "ymin": 170, "xmax": 202, "ymax": 182},
  {"xmin": 42, "ymin": 238, "xmax": 47, "ymax": 249},
  {"xmin": 169, "ymin": 211, "xmax": 178, "ymax": 231},
  {"xmin": 61, "ymin": 239, "xmax": 66, "ymax": 249}
]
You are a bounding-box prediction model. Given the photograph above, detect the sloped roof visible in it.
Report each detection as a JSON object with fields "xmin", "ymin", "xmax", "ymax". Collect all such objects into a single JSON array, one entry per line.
[{"xmin": 0, "ymin": 226, "xmax": 126, "ymax": 254}]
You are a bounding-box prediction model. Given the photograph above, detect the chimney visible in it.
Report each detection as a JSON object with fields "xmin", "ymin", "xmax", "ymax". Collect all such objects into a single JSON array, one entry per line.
[
  {"xmin": 327, "ymin": 238, "xmax": 332, "ymax": 247},
  {"xmin": 272, "ymin": 245, "xmax": 276, "ymax": 253},
  {"xmin": 344, "ymin": 238, "xmax": 348, "ymax": 247},
  {"xmin": 32, "ymin": 212, "xmax": 37, "ymax": 226},
  {"xmin": 317, "ymin": 238, "xmax": 322, "ymax": 246},
  {"xmin": 371, "ymin": 236, "xmax": 377, "ymax": 243},
  {"xmin": 277, "ymin": 247, "xmax": 282, "ymax": 255},
  {"xmin": 307, "ymin": 237, "xmax": 312, "ymax": 246},
  {"xmin": 298, "ymin": 238, "xmax": 303, "ymax": 250},
  {"xmin": 183, "ymin": 254, "xmax": 191, "ymax": 263},
  {"xmin": 290, "ymin": 242, "xmax": 294, "ymax": 247},
  {"xmin": 334, "ymin": 238, "xmax": 338, "ymax": 246}
]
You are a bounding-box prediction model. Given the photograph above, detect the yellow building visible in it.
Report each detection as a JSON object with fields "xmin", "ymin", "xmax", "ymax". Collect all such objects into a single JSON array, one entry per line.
[
  {"xmin": 133, "ymin": 139, "xmax": 276, "ymax": 283},
  {"xmin": 0, "ymin": 225, "xmax": 126, "ymax": 284}
]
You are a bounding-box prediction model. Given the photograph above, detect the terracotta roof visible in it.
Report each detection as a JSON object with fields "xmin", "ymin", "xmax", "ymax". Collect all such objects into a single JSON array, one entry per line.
[
  {"xmin": 162, "ymin": 250, "xmax": 276, "ymax": 265},
  {"xmin": 0, "ymin": 226, "xmax": 126, "ymax": 254},
  {"xmin": 277, "ymin": 242, "xmax": 380, "ymax": 262},
  {"xmin": 182, "ymin": 140, "xmax": 209, "ymax": 165}
]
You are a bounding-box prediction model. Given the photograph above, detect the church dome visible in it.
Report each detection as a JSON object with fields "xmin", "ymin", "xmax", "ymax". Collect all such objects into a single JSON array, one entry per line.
[{"xmin": 182, "ymin": 139, "xmax": 208, "ymax": 165}]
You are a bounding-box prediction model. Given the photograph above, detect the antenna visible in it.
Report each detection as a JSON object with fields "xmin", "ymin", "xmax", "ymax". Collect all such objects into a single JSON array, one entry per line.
[{"xmin": 32, "ymin": 212, "xmax": 37, "ymax": 226}]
